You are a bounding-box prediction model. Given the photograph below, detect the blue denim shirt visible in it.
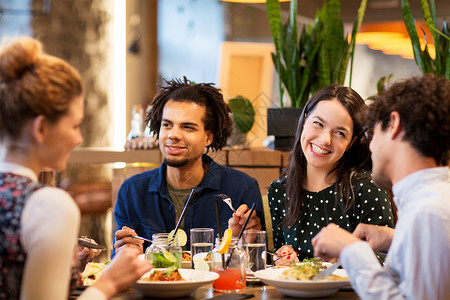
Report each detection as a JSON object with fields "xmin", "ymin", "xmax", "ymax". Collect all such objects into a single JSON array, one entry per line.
[{"xmin": 112, "ymin": 154, "xmax": 265, "ymax": 257}]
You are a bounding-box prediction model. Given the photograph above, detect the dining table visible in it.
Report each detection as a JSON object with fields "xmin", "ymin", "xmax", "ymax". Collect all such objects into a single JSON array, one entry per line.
[{"xmin": 71, "ymin": 282, "xmax": 360, "ymax": 300}]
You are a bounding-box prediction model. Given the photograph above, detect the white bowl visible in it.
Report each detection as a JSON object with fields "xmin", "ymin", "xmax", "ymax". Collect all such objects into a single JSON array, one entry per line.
[
  {"xmin": 181, "ymin": 260, "xmax": 192, "ymax": 269},
  {"xmin": 254, "ymin": 267, "xmax": 350, "ymax": 298},
  {"xmin": 133, "ymin": 268, "xmax": 219, "ymax": 298}
]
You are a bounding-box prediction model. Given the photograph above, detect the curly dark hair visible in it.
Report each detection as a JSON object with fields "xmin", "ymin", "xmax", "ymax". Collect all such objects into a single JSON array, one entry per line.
[
  {"xmin": 364, "ymin": 74, "xmax": 450, "ymax": 166},
  {"xmin": 282, "ymin": 84, "xmax": 371, "ymax": 228},
  {"xmin": 145, "ymin": 77, "xmax": 232, "ymax": 152}
]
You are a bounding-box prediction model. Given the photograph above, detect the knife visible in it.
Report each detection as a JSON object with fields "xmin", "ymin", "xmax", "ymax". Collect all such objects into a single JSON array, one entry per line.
[
  {"xmin": 77, "ymin": 238, "xmax": 106, "ymax": 250},
  {"xmin": 312, "ymin": 261, "xmax": 341, "ymax": 280}
]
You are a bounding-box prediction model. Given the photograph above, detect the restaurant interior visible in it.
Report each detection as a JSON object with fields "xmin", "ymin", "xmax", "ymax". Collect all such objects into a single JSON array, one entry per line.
[{"xmin": 1, "ymin": 0, "xmax": 448, "ymax": 268}]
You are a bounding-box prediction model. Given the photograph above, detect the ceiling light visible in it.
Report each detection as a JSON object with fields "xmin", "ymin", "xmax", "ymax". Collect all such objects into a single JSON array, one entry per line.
[{"xmin": 356, "ymin": 21, "xmax": 435, "ymax": 60}]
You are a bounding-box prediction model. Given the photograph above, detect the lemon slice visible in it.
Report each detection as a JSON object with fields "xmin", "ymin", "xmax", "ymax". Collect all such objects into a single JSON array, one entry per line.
[
  {"xmin": 163, "ymin": 249, "xmax": 177, "ymax": 263},
  {"xmin": 168, "ymin": 229, "xmax": 187, "ymax": 247},
  {"xmin": 218, "ymin": 228, "xmax": 232, "ymax": 254},
  {"xmin": 193, "ymin": 256, "xmax": 210, "ymax": 271}
]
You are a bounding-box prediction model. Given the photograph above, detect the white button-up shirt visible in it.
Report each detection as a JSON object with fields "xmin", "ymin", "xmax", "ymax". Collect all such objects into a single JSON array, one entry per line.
[{"xmin": 340, "ymin": 167, "xmax": 450, "ymax": 300}]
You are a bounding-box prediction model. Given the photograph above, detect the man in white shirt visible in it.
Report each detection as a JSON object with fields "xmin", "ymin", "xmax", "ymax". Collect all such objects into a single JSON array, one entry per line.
[{"xmin": 311, "ymin": 74, "xmax": 450, "ymax": 300}]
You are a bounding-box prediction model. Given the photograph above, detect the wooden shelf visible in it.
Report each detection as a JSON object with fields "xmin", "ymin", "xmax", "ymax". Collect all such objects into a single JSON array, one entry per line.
[
  {"xmin": 69, "ymin": 147, "xmax": 162, "ymax": 164},
  {"xmin": 69, "ymin": 147, "xmax": 290, "ymax": 196}
]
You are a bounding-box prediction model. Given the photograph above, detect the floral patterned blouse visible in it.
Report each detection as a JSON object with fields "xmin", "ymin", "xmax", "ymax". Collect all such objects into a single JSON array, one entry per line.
[{"xmin": 268, "ymin": 171, "xmax": 395, "ymax": 261}]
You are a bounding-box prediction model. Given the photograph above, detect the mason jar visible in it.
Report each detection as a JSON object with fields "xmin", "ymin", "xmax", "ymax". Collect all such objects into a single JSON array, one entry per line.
[
  {"xmin": 211, "ymin": 237, "xmax": 246, "ymax": 292},
  {"xmin": 145, "ymin": 233, "xmax": 182, "ymax": 268}
]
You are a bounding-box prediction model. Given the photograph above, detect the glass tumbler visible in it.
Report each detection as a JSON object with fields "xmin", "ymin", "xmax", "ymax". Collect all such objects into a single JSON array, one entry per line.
[
  {"xmin": 243, "ymin": 230, "xmax": 267, "ymax": 272},
  {"xmin": 190, "ymin": 228, "xmax": 214, "ymax": 269}
]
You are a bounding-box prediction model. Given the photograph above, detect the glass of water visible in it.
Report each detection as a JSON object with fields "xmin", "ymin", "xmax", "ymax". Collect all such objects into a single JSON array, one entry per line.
[
  {"xmin": 243, "ymin": 230, "xmax": 266, "ymax": 272},
  {"xmin": 190, "ymin": 228, "xmax": 214, "ymax": 269}
]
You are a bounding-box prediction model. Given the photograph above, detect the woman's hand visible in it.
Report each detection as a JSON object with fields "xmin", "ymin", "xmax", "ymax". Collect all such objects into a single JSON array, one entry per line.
[
  {"xmin": 274, "ymin": 245, "xmax": 299, "ymax": 266},
  {"xmin": 75, "ymin": 236, "xmax": 102, "ymax": 272},
  {"xmin": 93, "ymin": 247, "xmax": 151, "ymax": 298}
]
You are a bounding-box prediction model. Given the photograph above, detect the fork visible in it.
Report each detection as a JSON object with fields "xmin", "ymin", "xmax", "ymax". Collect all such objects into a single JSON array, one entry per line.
[
  {"xmin": 215, "ymin": 194, "xmax": 236, "ymax": 212},
  {"xmin": 130, "ymin": 235, "xmax": 152, "ymax": 243}
]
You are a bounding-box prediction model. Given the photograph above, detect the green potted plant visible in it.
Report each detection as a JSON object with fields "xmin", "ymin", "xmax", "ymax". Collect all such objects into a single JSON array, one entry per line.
[
  {"xmin": 266, "ymin": 0, "xmax": 367, "ymax": 150},
  {"xmin": 401, "ymin": 0, "xmax": 449, "ymax": 79},
  {"xmin": 227, "ymin": 96, "xmax": 255, "ymax": 147}
]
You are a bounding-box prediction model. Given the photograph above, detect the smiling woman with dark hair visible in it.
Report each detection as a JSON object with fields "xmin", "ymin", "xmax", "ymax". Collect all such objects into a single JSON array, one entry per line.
[{"xmin": 269, "ymin": 84, "xmax": 395, "ymax": 264}]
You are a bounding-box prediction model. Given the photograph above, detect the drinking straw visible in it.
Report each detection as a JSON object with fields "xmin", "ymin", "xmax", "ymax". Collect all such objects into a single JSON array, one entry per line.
[
  {"xmin": 215, "ymin": 199, "xmax": 226, "ymax": 269},
  {"xmin": 237, "ymin": 202, "xmax": 256, "ymax": 239},
  {"xmin": 225, "ymin": 202, "xmax": 256, "ymax": 267},
  {"xmin": 169, "ymin": 188, "xmax": 196, "ymax": 246}
]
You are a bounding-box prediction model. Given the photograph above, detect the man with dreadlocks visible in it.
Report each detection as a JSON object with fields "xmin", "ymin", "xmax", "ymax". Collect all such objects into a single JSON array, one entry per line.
[{"xmin": 112, "ymin": 77, "xmax": 265, "ymax": 256}]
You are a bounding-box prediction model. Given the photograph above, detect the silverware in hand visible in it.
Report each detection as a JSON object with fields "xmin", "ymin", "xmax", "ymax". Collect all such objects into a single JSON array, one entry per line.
[
  {"xmin": 215, "ymin": 194, "xmax": 236, "ymax": 212},
  {"xmin": 131, "ymin": 235, "xmax": 152, "ymax": 243},
  {"xmin": 77, "ymin": 238, "xmax": 106, "ymax": 250}
]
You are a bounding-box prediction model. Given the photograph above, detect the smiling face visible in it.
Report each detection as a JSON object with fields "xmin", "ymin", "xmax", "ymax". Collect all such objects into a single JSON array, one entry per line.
[
  {"xmin": 40, "ymin": 95, "xmax": 84, "ymax": 171},
  {"xmin": 300, "ymin": 99, "xmax": 355, "ymax": 173},
  {"xmin": 159, "ymin": 100, "xmax": 213, "ymax": 168}
]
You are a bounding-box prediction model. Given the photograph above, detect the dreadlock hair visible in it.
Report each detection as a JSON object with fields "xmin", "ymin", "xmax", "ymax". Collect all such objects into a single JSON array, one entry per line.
[
  {"xmin": 146, "ymin": 77, "xmax": 232, "ymax": 152},
  {"xmin": 282, "ymin": 84, "xmax": 371, "ymax": 228}
]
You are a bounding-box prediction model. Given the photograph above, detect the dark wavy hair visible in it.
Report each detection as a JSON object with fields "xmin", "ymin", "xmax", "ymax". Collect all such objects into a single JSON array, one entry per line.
[
  {"xmin": 146, "ymin": 77, "xmax": 232, "ymax": 152},
  {"xmin": 364, "ymin": 74, "xmax": 450, "ymax": 166},
  {"xmin": 282, "ymin": 84, "xmax": 371, "ymax": 228}
]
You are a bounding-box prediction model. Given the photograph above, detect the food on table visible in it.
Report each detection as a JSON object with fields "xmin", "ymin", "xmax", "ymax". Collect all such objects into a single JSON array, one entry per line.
[
  {"xmin": 142, "ymin": 268, "xmax": 185, "ymax": 281},
  {"xmin": 217, "ymin": 229, "xmax": 232, "ymax": 254},
  {"xmin": 168, "ymin": 229, "xmax": 187, "ymax": 247},
  {"xmin": 280, "ymin": 259, "xmax": 346, "ymax": 281},
  {"xmin": 182, "ymin": 251, "xmax": 191, "ymax": 261},
  {"xmin": 81, "ymin": 262, "xmax": 106, "ymax": 285}
]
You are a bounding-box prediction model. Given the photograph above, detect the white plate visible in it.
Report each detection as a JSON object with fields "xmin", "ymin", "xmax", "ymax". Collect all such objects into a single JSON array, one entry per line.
[
  {"xmin": 254, "ymin": 267, "xmax": 350, "ymax": 298},
  {"xmin": 133, "ymin": 268, "xmax": 219, "ymax": 298}
]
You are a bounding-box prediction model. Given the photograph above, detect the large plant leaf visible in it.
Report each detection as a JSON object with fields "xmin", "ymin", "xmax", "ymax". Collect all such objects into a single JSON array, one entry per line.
[
  {"xmin": 401, "ymin": 0, "xmax": 425, "ymax": 73},
  {"xmin": 419, "ymin": 0, "xmax": 440, "ymax": 74},
  {"xmin": 348, "ymin": 0, "xmax": 368, "ymax": 87},
  {"xmin": 266, "ymin": 0, "xmax": 285, "ymax": 107},
  {"xmin": 324, "ymin": 0, "xmax": 344, "ymax": 78},
  {"xmin": 440, "ymin": 21, "xmax": 450, "ymax": 79},
  {"xmin": 228, "ymin": 96, "xmax": 255, "ymax": 134},
  {"xmin": 266, "ymin": 0, "xmax": 368, "ymax": 107}
]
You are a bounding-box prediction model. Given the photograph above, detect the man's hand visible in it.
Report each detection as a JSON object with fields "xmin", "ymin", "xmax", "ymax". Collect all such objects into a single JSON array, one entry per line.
[
  {"xmin": 227, "ymin": 204, "xmax": 261, "ymax": 237},
  {"xmin": 94, "ymin": 247, "xmax": 151, "ymax": 298},
  {"xmin": 352, "ymin": 223, "xmax": 394, "ymax": 252},
  {"xmin": 312, "ymin": 223, "xmax": 361, "ymax": 260},
  {"xmin": 75, "ymin": 237, "xmax": 101, "ymax": 272},
  {"xmin": 114, "ymin": 226, "xmax": 144, "ymax": 253},
  {"xmin": 274, "ymin": 245, "xmax": 299, "ymax": 266}
]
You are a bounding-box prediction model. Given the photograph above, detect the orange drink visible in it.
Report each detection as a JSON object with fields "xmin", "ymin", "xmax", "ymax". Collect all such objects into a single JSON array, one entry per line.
[
  {"xmin": 212, "ymin": 235, "xmax": 247, "ymax": 292},
  {"xmin": 212, "ymin": 268, "xmax": 246, "ymax": 292}
]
